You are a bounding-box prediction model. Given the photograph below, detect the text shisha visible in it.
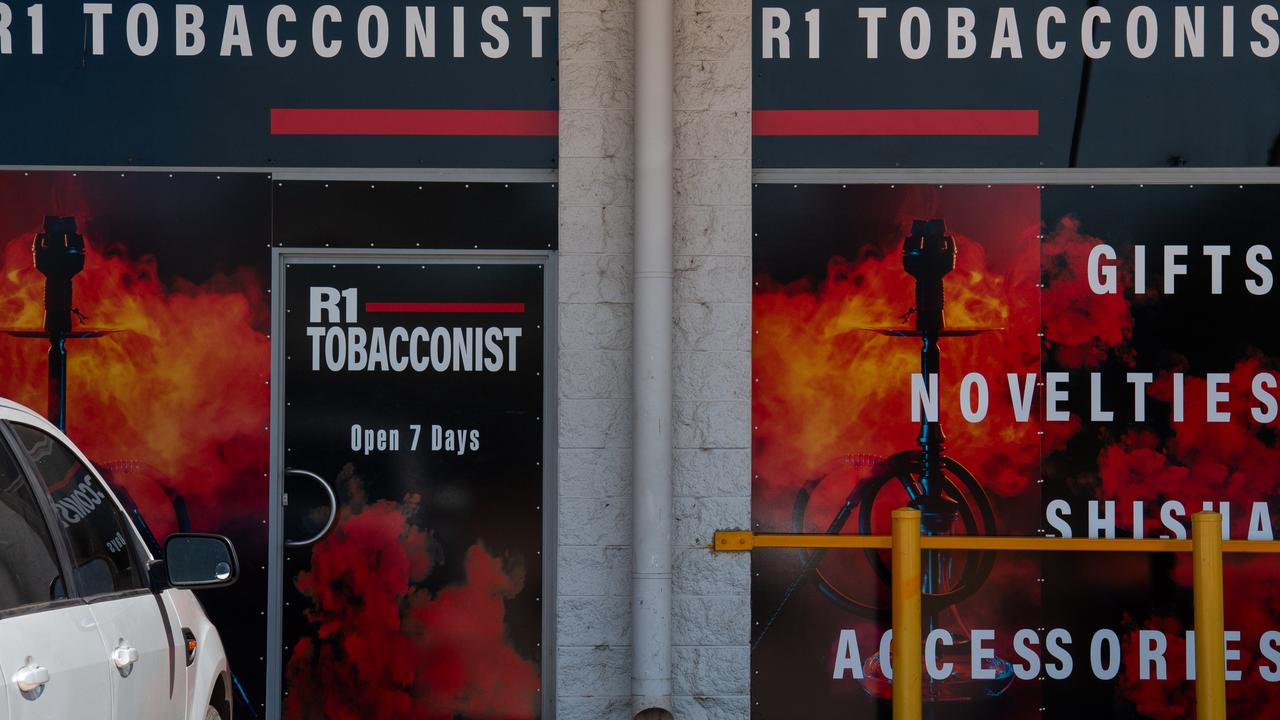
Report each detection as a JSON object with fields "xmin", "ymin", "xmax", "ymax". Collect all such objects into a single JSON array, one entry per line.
[{"xmin": 760, "ymin": 219, "xmax": 1012, "ymax": 702}]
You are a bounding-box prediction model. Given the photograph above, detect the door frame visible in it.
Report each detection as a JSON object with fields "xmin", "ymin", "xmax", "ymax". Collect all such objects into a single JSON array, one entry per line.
[{"xmin": 266, "ymin": 248, "xmax": 558, "ymax": 720}]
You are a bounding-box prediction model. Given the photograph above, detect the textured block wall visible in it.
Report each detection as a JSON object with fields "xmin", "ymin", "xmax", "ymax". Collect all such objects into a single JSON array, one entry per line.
[
  {"xmin": 557, "ymin": 0, "xmax": 751, "ymax": 717},
  {"xmin": 557, "ymin": 0, "xmax": 637, "ymax": 716},
  {"xmin": 669, "ymin": 0, "xmax": 752, "ymax": 717}
]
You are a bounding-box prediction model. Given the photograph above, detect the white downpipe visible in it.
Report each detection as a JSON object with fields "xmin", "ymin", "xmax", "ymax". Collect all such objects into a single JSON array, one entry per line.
[{"xmin": 632, "ymin": 0, "xmax": 674, "ymax": 715}]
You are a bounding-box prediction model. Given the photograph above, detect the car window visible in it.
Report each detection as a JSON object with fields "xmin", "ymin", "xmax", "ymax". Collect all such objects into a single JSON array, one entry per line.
[
  {"xmin": 0, "ymin": 438, "xmax": 65, "ymax": 612},
  {"xmin": 10, "ymin": 424, "xmax": 145, "ymax": 597}
]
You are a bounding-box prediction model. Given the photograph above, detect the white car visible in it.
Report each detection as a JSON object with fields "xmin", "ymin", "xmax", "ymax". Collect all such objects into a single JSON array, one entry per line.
[{"xmin": 0, "ymin": 398, "xmax": 237, "ymax": 720}]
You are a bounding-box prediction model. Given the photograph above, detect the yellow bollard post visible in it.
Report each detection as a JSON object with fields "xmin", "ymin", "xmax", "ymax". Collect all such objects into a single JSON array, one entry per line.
[
  {"xmin": 892, "ymin": 508, "xmax": 922, "ymax": 720},
  {"xmin": 1192, "ymin": 511, "xmax": 1227, "ymax": 720}
]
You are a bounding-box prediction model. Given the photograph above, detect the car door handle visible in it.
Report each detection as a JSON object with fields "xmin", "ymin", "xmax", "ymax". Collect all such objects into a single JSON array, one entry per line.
[
  {"xmin": 14, "ymin": 664, "xmax": 50, "ymax": 693},
  {"xmin": 111, "ymin": 644, "xmax": 140, "ymax": 676}
]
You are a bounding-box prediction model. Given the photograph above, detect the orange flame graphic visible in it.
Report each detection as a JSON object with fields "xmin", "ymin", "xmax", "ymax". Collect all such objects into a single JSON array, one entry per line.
[
  {"xmin": 0, "ymin": 202, "xmax": 270, "ymax": 537},
  {"xmin": 753, "ymin": 186, "xmax": 1042, "ymax": 532}
]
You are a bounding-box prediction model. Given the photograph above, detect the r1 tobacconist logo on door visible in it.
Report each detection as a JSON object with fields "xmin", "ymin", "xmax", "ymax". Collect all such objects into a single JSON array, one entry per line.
[{"xmin": 305, "ymin": 286, "xmax": 524, "ymax": 374}]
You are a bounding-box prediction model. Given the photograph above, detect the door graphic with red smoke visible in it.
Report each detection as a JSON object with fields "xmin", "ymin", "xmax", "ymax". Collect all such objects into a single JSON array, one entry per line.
[
  {"xmin": 278, "ymin": 259, "xmax": 545, "ymax": 720},
  {"xmin": 268, "ymin": 181, "xmax": 554, "ymax": 720},
  {"xmin": 752, "ymin": 184, "xmax": 1280, "ymax": 719}
]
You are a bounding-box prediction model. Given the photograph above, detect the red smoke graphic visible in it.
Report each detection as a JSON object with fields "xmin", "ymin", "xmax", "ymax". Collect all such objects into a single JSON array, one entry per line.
[
  {"xmin": 285, "ymin": 469, "xmax": 539, "ymax": 720},
  {"xmin": 0, "ymin": 191, "xmax": 269, "ymax": 538},
  {"xmin": 1099, "ymin": 359, "xmax": 1280, "ymax": 718},
  {"xmin": 0, "ymin": 174, "xmax": 540, "ymax": 718},
  {"xmin": 1043, "ymin": 215, "xmax": 1280, "ymax": 717},
  {"xmin": 1039, "ymin": 217, "xmax": 1141, "ymax": 454},
  {"xmin": 1096, "ymin": 357, "xmax": 1280, "ymax": 536},
  {"xmin": 1041, "ymin": 217, "xmax": 1136, "ymax": 369},
  {"xmin": 1117, "ymin": 557, "xmax": 1280, "ymax": 720}
]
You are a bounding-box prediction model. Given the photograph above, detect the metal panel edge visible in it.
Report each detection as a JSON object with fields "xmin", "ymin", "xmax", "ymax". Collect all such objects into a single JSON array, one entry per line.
[
  {"xmin": 266, "ymin": 247, "xmax": 286, "ymax": 720},
  {"xmin": 0, "ymin": 166, "xmax": 557, "ymax": 184},
  {"xmin": 542, "ymin": 250, "xmax": 559, "ymax": 720},
  {"xmin": 752, "ymin": 168, "xmax": 1280, "ymax": 185}
]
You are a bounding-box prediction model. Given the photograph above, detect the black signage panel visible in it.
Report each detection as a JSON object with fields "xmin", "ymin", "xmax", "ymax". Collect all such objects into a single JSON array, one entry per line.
[
  {"xmin": 0, "ymin": 2, "xmax": 557, "ymax": 168},
  {"xmin": 754, "ymin": 1, "xmax": 1280, "ymax": 168},
  {"xmin": 271, "ymin": 179, "xmax": 558, "ymax": 249},
  {"xmin": 280, "ymin": 258, "xmax": 547, "ymax": 719}
]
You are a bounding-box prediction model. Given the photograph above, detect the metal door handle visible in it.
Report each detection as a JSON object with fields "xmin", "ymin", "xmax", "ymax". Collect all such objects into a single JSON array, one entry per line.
[
  {"xmin": 14, "ymin": 664, "xmax": 49, "ymax": 693},
  {"xmin": 284, "ymin": 468, "xmax": 339, "ymax": 547},
  {"xmin": 111, "ymin": 643, "xmax": 139, "ymax": 676}
]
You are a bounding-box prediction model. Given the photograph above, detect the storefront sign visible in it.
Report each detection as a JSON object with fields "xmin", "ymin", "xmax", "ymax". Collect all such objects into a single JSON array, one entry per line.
[
  {"xmin": 754, "ymin": 1, "xmax": 1280, "ymax": 167},
  {"xmin": 0, "ymin": 2, "xmax": 558, "ymax": 168}
]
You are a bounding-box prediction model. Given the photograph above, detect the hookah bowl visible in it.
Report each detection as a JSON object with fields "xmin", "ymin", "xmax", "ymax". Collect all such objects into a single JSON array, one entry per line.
[
  {"xmin": 34, "ymin": 216, "xmax": 87, "ymax": 338},
  {"xmin": 862, "ymin": 644, "xmax": 1015, "ymax": 704}
]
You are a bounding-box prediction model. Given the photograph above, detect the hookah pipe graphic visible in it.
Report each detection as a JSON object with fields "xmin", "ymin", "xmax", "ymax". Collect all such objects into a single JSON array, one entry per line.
[
  {"xmin": 1, "ymin": 216, "xmax": 195, "ymax": 537},
  {"xmin": 35, "ymin": 217, "xmax": 85, "ymax": 430},
  {"xmin": 1, "ymin": 216, "xmax": 194, "ymax": 533},
  {"xmin": 3, "ymin": 216, "xmax": 259, "ymax": 717},
  {"xmin": 1, "ymin": 217, "xmax": 111, "ymax": 431},
  {"xmin": 0, "ymin": 217, "xmax": 199, "ymax": 538},
  {"xmin": 757, "ymin": 220, "xmax": 1010, "ymax": 701}
]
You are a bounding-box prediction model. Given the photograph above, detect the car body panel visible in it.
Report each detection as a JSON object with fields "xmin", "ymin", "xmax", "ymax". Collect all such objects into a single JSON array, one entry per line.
[
  {"xmin": 0, "ymin": 602, "xmax": 112, "ymax": 720},
  {"xmin": 89, "ymin": 592, "xmax": 187, "ymax": 720},
  {"xmin": 0, "ymin": 399, "xmax": 232, "ymax": 720},
  {"xmin": 165, "ymin": 589, "xmax": 230, "ymax": 720}
]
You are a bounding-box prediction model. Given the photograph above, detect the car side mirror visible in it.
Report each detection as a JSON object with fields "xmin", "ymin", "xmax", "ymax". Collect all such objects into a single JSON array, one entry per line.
[{"xmin": 163, "ymin": 534, "xmax": 239, "ymax": 589}]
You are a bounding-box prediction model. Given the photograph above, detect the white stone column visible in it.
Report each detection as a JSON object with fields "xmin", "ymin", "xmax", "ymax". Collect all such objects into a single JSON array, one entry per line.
[
  {"xmin": 670, "ymin": 0, "xmax": 753, "ymax": 717},
  {"xmin": 557, "ymin": 0, "xmax": 637, "ymax": 718}
]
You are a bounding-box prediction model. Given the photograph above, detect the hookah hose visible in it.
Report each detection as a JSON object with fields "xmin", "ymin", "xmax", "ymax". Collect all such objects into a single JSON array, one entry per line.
[
  {"xmin": 751, "ymin": 454, "xmax": 884, "ymax": 650},
  {"xmin": 754, "ymin": 452, "xmax": 999, "ymax": 648}
]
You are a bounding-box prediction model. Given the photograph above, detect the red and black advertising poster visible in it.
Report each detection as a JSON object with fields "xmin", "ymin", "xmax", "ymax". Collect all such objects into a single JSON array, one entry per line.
[
  {"xmin": 278, "ymin": 257, "xmax": 546, "ymax": 720},
  {"xmin": 752, "ymin": 184, "xmax": 1280, "ymax": 718},
  {"xmin": 0, "ymin": 172, "xmax": 553, "ymax": 719}
]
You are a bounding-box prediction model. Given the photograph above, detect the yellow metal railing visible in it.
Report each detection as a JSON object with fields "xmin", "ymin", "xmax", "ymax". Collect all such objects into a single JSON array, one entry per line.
[
  {"xmin": 891, "ymin": 509, "xmax": 922, "ymax": 720},
  {"xmin": 712, "ymin": 510, "xmax": 1280, "ymax": 720}
]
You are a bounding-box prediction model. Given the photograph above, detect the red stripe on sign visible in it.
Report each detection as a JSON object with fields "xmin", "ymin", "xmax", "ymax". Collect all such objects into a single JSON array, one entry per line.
[
  {"xmin": 366, "ymin": 302, "xmax": 526, "ymax": 313},
  {"xmin": 271, "ymin": 109, "xmax": 559, "ymax": 136},
  {"xmin": 753, "ymin": 109, "xmax": 1039, "ymax": 136}
]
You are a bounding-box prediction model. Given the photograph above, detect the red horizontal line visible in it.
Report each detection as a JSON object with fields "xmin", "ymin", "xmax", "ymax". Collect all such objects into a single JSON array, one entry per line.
[
  {"xmin": 366, "ymin": 302, "xmax": 526, "ymax": 313},
  {"xmin": 271, "ymin": 109, "xmax": 558, "ymax": 136},
  {"xmin": 753, "ymin": 109, "xmax": 1039, "ymax": 136}
]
